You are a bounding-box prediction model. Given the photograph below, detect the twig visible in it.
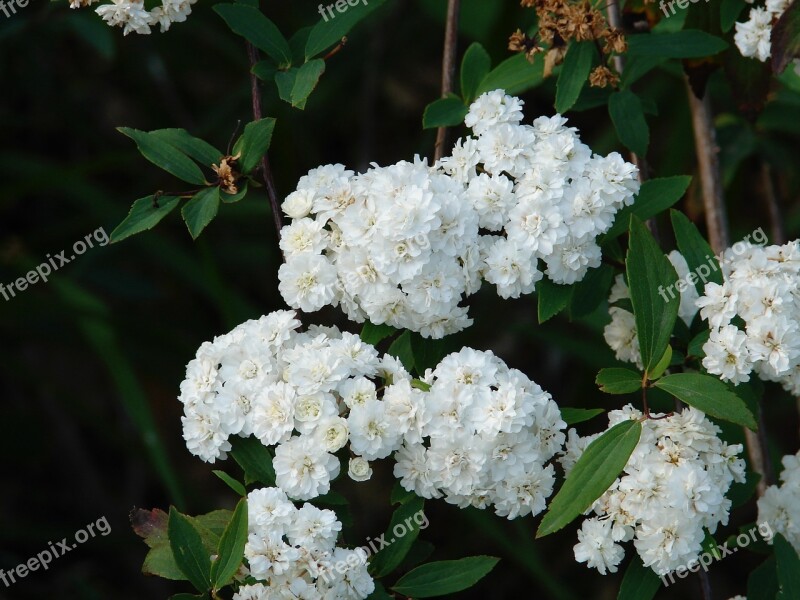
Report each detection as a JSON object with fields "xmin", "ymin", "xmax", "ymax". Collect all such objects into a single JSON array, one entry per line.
[
  {"xmin": 605, "ymin": 0, "xmax": 626, "ymax": 75},
  {"xmin": 245, "ymin": 41, "xmax": 284, "ymax": 242},
  {"xmin": 698, "ymin": 568, "xmax": 713, "ymax": 600},
  {"xmin": 761, "ymin": 161, "xmax": 785, "ymax": 245},
  {"xmin": 685, "ymin": 77, "xmax": 774, "ymax": 496},
  {"xmin": 434, "ymin": 0, "xmax": 461, "ymax": 161}
]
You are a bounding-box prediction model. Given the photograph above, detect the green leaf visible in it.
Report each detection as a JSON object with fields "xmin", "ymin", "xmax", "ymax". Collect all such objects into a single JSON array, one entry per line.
[
  {"xmin": 560, "ymin": 407, "xmax": 605, "ymax": 425},
  {"xmin": 422, "ymin": 95, "xmax": 468, "ymax": 129},
  {"xmin": 369, "ymin": 497, "xmax": 425, "ymax": 578},
  {"xmin": 410, "ymin": 334, "xmax": 447, "ymax": 373},
  {"xmin": 169, "ymin": 594, "xmax": 206, "ymax": 600},
  {"xmin": 537, "ymin": 279, "xmax": 573, "ymax": 323},
  {"xmin": 168, "ymin": 507, "xmax": 212, "ymax": 592},
  {"xmin": 596, "ymin": 368, "xmax": 642, "ymax": 394},
  {"xmin": 391, "ymin": 480, "xmax": 418, "ymax": 505},
  {"xmin": 229, "ymin": 435, "xmax": 276, "ymax": 486},
  {"xmin": 234, "ymin": 118, "xmax": 276, "ymax": 175},
  {"xmin": 621, "ymin": 55, "xmax": 668, "ymax": 88},
  {"xmin": 555, "ymin": 41, "xmax": 594, "ymax": 113},
  {"xmin": 118, "ymin": 127, "xmax": 206, "ymax": 185},
  {"xmin": 648, "ymin": 345, "xmax": 673, "ymax": 380},
  {"xmin": 721, "ymin": 0, "xmax": 747, "ymax": 32},
  {"xmin": 771, "ymin": 0, "xmax": 800, "ymax": 73},
  {"xmin": 212, "ymin": 470, "xmax": 246, "ymax": 496},
  {"xmin": 360, "ymin": 321, "xmax": 396, "ymax": 345},
  {"xmin": 411, "ymin": 379, "xmax": 432, "ymax": 392},
  {"xmin": 670, "ymin": 210, "xmax": 723, "ymax": 293},
  {"xmin": 608, "ymin": 89, "xmax": 649, "ymax": 156},
  {"xmin": 569, "ymin": 264, "xmax": 614, "ymax": 319},
  {"xmin": 391, "ymin": 556, "xmax": 500, "ymax": 598},
  {"xmin": 305, "ymin": 0, "xmax": 388, "ymax": 60},
  {"xmin": 748, "ymin": 556, "xmax": 779, "ymax": 600},
  {"xmin": 182, "ymin": 187, "xmax": 220, "ymax": 240},
  {"xmin": 701, "ymin": 529, "xmax": 722, "ymax": 560},
  {"xmin": 687, "ymin": 330, "xmax": 710, "ymax": 359},
  {"xmin": 774, "ymin": 534, "xmax": 800, "ymax": 598},
  {"xmin": 476, "ymin": 53, "xmax": 545, "ymax": 96},
  {"xmin": 110, "ymin": 195, "xmax": 180, "ymax": 243},
  {"xmin": 654, "ymin": 373, "xmax": 757, "ymax": 429},
  {"xmin": 601, "ymin": 176, "xmax": 692, "ymax": 242},
  {"xmin": 274, "ymin": 60, "xmax": 327, "ymax": 110},
  {"xmin": 626, "ymin": 30, "xmax": 728, "ymax": 59},
  {"xmin": 537, "ymin": 420, "xmax": 642, "ymax": 538},
  {"xmin": 214, "ymin": 4, "xmax": 291, "ymax": 67},
  {"xmin": 221, "ymin": 183, "xmax": 248, "ymax": 204},
  {"xmin": 150, "ymin": 129, "xmax": 222, "ymax": 167},
  {"xmin": 251, "ymin": 60, "xmax": 277, "ymax": 82},
  {"xmin": 388, "ymin": 330, "xmax": 415, "ymax": 372},
  {"xmin": 617, "ymin": 554, "xmax": 661, "ymax": 600},
  {"xmin": 210, "ymin": 499, "xmax": 248, "ymax": 590},
  {"xmin": 626, "ymin": 215, "xmax": 679, "ymax": 374},
  {"xmin": 366, "ymin": 582, "xmax": 394, "ymax": 600},
  {"xmin": 460, "ymin": 42, "xmax": 491, "ymax": 103}
]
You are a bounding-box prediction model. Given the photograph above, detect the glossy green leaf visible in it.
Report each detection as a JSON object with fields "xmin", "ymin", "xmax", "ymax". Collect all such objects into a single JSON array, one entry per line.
[
  {"xmin": 214, "ymin": 4, "xmax": 291, "ymax": 67},
  {"xmin": 110, "ymin": 196, "xmax": 180, "ymax": 243},
  {"xmin": 369, "ymin": 497, "xmax": 425, "ymax": 578},
  {"xmin": 460, "ymin": 42, "xmax": 491, "ymax": 103},
  {"xmin": 150, "ymin": 129, "xmax": 222, "ymax": 167},
  {"xmin": 560, "ymin": 407, "xmax": 605, "ymax": 425},
  {"xmin": 654, "ymin": 373, "xmax": 757, "ymax": 429},
  {"xmin": 360, "ymin": 321, "xmax": 396, "ymax": 345},
  {"xmin": 229, "ymin": 435, "xmax": 276, "ymax": 486},
  {"xmin": 476, "ymin": 53, "xmax": 544, "ymax": 96},
  {"xmin": 168, "ymin": 507, "xmax": 212, "ymax": 592},
  {"xmin": 234, "ymin": 118, "xmax": 276, "ymax": 175},
  {"xmin": 537, "ymin": 420, "xmax": 642, "ymax": 537},
  {"xmin": 422, "ymin": 95, "xmax": 468, "ymax": 129},
  {"xmin": 388, "ymin": 330, "xmax": 415, "ymax": 372},
  {"xmin": 305, "ymin": 0, "xmax": 388, "ymax": 59},
  {"xmin": 596, "ymin": 368, "xmax": 642, "ymax": 394},
  {"xmin": 721, "ymin": 0, "xmax": 747, "ymax": 32},
  {"xmin": 648, "ymin": 345, "xmax": 673, "ymax": 380},
  {"xmin": 617, "ymin": 554, "xmax": 661, "ymax": 600},
  {"xmin": 555, "ymin": 41, "xmax": 594, "ymax": 113},
  {"xmin": 391, "ymin": 556, "xmax": 500, "ymax": 597},
  {"xmin": 602, "ymin": 176, "xmax": 692, "ymax": 242},
  {"xmin": 275, "ymin": 60, "xmax": 326, "ymax": 110},
  {"xmin": 670, "ymin": 210, "xmax": 723, "ymax": 293},
  {"xmin": 748, "ymin": 556, "xmax": 779, "ymax": 600},
  {"xmin": 118, "ymin": 127, "xmax": 206, "ymax": 185},
  {"xmin": 538, "ymin": 279, "xmax": 573, "ymax": 323},
  {"xmin": 210, "ymin": 499, "xmax": 248, "ymax": 589},
  {"xmin": 626, "ymin": 216, "xmax": 679, "ymax": 374},
  {"xmin": 626, "ymin": 30, "xmax": 728, "ymax": 59},
  {"xmin": 609, "ymin": 89, "xmax": 649, "ymax": 156},
  {"xmin": 212, "ymin": 470, "xmax": 246, "ymax": 496},
  {"xmin": 182, "ymin": 187, "xmax": 220, "ymax": 240}
]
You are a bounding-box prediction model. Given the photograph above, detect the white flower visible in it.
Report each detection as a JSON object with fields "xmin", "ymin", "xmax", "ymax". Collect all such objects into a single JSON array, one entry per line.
[
  {"xmin": 348, "ymin": 457, "xmax": 373, "ymax": 482},
  {"xmin": 574, "ymin": 518, "xmax": 625, "ymax": 574},
  {"xmin": 278, "ymin": 254, "xmax": 338, "ymax": 313},
  {"xmin": 273, "ymin": 436, "xmax": 340, "ymax": 500}
]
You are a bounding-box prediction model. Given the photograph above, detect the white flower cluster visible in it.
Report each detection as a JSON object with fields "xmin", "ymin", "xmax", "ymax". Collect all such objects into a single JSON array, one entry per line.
[
  {"xmin": 233, "ymin": 487, "xmax": 374, "ymax": 600},
  {"xmin": 277, "ymin": 90, "xmax": 639, "ymax": 338},
  {"xmin": 696, "ymin": 242, "xmax": 800, "ymax": 395},
  {"xmin": 734, "ymin": 0, "xmax": 790, "ymax": 62},
  {"xmin": 178, "ymin": 310, "xmax": 385, "ymax": 500},
  {"xmin": 564, "ymin": 406, "xmax": 746, "ymax": 576},
  {"xmin": 178, "ymin": 311, "xmax": 566, "ymax": 520},
  {"xmin": 69, "ymin": 0, "xmax": 197, "ymax": 35},
  {"xmin": 392, "ymin": 348, "xmax": 566, "ymax": 519},
  {"xmin": 603, "ymin": 251, "xmax": 699, "ymax": 369},
  {"xmin": 757, "ymin": 450, "xmax": 800, "ymax": 553}
]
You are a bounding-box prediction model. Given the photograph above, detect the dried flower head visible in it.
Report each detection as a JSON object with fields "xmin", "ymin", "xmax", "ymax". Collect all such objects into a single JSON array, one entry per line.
[
  {"xmin": 213, "ymin": 153, "xmax": 241, "ymax": 195},
  {"xmin": 589, "ymin": 65, "xmax": 620, "ymax": 88}
]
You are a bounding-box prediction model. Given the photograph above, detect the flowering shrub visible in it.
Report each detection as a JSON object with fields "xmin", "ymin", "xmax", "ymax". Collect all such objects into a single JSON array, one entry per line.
[{"xmin": 54, "ymin": 0, "xmax": 800, "ymax": 597}]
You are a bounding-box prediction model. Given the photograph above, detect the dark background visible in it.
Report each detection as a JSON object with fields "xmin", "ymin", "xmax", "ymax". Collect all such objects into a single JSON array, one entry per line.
[{"xmin": 1, "ymin": 0, "xmax": 799, "ymax": 598}]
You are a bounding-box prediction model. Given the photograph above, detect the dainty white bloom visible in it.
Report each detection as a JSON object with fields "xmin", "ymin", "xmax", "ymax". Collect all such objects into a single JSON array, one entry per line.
[
  {"xmin": 757, "ymin": 450, "xmax": 800, "ymax": 552},
  {"xmin": 563, "ymin": 407, "xmax": 745, "ymax": 576},
  {"xmin": 348, "ymin": 457, "xmax": 373, "ymax": 482},
  {"xmin": 238, "ymin": 487, "xmax": 374, "ymax": 600},
  {"xmin": 72, "ymin": 0, "xmax": 197, "ymax": 35},
  {"xmin": 696, "ymin": 242, "xmax": 800, "ymax": 394},
  {"xmin": 735, "ymin": 0, "xmax": 791, "ymax": 62},
  {"xmin": 278, "ymin": 90, "xmax": 639, "ymax": 338}
]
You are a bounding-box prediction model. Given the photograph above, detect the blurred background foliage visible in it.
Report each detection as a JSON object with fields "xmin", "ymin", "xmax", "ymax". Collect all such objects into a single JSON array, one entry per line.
[{"xmin": 1, "ymin": 0, "xmax": 799, "ymax": 598}]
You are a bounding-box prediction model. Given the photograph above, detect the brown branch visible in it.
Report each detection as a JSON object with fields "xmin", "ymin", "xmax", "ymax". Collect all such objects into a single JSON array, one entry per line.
[
  {"xmin": 685, "ymin": 78, "xmax": 774, "ymax": 496},
  {"xmin": 605, "ymin": 0, "xmax": 626, "ymax": 75},
  {"xmin": 245, "ymin": 41, "xmax": 284, "ymax": 244},
  {"xmin": 434, "ymin": 0, "xmax": 461, "ymax": 161}
]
